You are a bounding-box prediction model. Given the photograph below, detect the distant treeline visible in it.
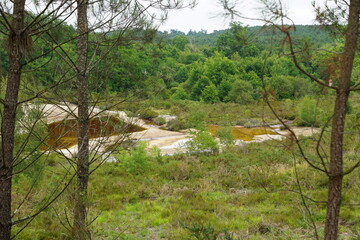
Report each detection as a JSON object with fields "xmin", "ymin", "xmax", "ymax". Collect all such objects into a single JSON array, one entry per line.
[
  {"xmin": 159, "ymin": 24, "xmax": 335, "ymax": 47},
  {"xmin": 0, "ymin": 22, "xmax": 351, "ymax": 105}
]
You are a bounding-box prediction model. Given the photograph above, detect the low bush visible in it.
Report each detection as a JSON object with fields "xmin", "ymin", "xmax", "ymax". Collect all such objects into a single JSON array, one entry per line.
[
  {"xmin": 295, "ymin": 96, "xmax": 328, "ymax": 127},
  {"xmin": 120, "ymin": 142, "xmax": 150, "ymax": 174},
  {"xmin": 216, "ymin": 127, "xmax": 234, "ymax": 146},
  {"xmin": 167, "ymin": 119, "xmax": 187, "ymax": 131},
  {"xmin": 139, "ymin": 108, "xmax": 158, "ymax": 120},
  {"xmin": 186, "ymin": 130, "xmax": 219, "ymax": 155},
  {"xmin": 154, "ymin": 117, "xmax": 166, "ymax": 125}
]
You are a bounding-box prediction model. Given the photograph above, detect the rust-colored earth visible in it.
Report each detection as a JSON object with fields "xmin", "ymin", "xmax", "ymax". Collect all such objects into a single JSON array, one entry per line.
[
  {"xmin": 45, "ymin": 115, "xmax": 146, "ymax": 150},
  {"xmin": 208, "ymin": 125, "xmax": 277, "ymax": 141}
]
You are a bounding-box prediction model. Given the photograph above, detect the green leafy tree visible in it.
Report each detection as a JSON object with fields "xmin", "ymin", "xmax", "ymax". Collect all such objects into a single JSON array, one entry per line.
[
  {"xmin": 269, "ymin": 75, "xmax": 315, "ymax": 99},
  {"xmin": 187, "ymin": 62, "xmax": 205, "ymax": 87},
  {"xmin": 269, "ymin": 75, "xmax": 294, "ymax": 99},
  {"xmin": 216, "ymin": 22, "xmax": 259, "ymax": 57},
  {"xmin": 186, "ymin": 130, "xmax": 219, "ymax": 155},
  {"xmin": 172, "ymin": 87, "xmax": 190, "ymax": 100},
  {"xmin": 175, "ymin": 66, "xmax": 189, "ymax": 83},
  {"xmin": 296, "ymin": 96, "xmax": 325, "ymax": 127},
  {"xmin": 217, "ymin": 80, "xmax": 232, "ymax": 102},
  {"xmin": 204, "ymin": 52, "xmax": 237, "ymax": 85},
  {"xmin": 201, "ymin": 83, "xmax": 220, "ymax": 103},
  {"xmin": 191, "ymin": 75, "xmax": 211, "ymax": 100},
  {"xmin": 227, "ymin": 79, "xmax": 254, "ymax": 104},
  {"xmin": 172, "ymin": 35, "xmax": 190, "ymax": 51},
  {"xmin": 181, "ymin": 52, "xmax": 205, "ymax": 64},
  {"xmin": 270, "ymin": 56, "xmax": 300, "ymax": 77}
]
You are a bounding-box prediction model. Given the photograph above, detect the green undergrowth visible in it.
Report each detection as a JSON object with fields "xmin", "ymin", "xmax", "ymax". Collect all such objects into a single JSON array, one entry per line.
[
  {"xmin": 15, "ymin": 136, "xmax": 360, "ymax": 239},
  {"xmin": 13, "ymin": 95, "xmax": 360, "ymax": 239},
  {"xmin": 115, "ymin": 94, "xmax": 360, "ymax": 129}
]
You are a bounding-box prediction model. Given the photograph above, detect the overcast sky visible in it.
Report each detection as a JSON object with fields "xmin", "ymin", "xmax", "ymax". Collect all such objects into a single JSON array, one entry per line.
[{"xmin": 159, "ymin": 0, "xmax": 329, "ymax": 33}]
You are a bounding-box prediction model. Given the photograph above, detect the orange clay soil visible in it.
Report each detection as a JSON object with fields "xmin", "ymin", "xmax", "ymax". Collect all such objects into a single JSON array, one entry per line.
[
  {"xmin": 208, "ymin": 125, "xmax": 277, "ymax": 141},
  {"xmin": 45, "ymin": 115, "xmax": 146, "ymax": 150}
]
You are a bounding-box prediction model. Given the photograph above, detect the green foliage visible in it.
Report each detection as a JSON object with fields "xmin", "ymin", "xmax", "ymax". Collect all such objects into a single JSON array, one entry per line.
[
  {"xmin": 269, "ymin": 56, "xmax": 300, "ymax": 77},
  {"xmin": 227, "ymin": 79, "xmax": 254, "ymax": 104},
  {"xmin": 186, "ymin": 130, "xmax": 218, "ymax": 155},
  {"xmin": 204, "ymin": 52, "xmax": 238, "ymax": 85},
  {"xmin": 13, "ymin": 105, "xmax": 47, "ymax": 184},
  {"xmin": 154, "ymin": 117, "xmax": 166, "ymax": 125},
  {"xmin": 243, "ymin": 71, "xmax": 262, "ymax": 90},
  {"xmin": 346, "ymin": 100, "xmax": 352, "ymax": 114},
  {"xmin": 191, "ymin": 75, "xmax": 211, "ymax": 100},
  {"xmin": 295, "ymin": 96, "xmax": 327, "ymax": 127},
  {"xmin": 182, "ymin": 223, "xmax": 240, "ymax": 240},
  {"xmin": 172, "ymin": 35, "xmax": 190, "ymax": 51},
  {"xmin": 217, "ymin": 80, "xmax": 232, "ymax": 102},
  {"xmin": 172, "ymin": 87, "xmax": 190, "ymax": 100},
  {"xmin": 269, "ymin": 75, "xmax": 314, "ymax": 99},
  {"xmin": 120, "ymin": 142, "xmax": 150, "ymax": 174},
  {"xmin": 143, "ymin": 77, "xmax": 168, "ymax": 99},
  {"xmin": 167, "ymin": 118, "xmax": 187, "ymax": 131},
  {"xmin": 181, "ymin": 52, "xmax": 205, "ymax": 64},
  {"xmin": 175, "ymin": 66, "xmax": 189, "ymax": 83},
  {"xmin": 139, "ymin": 108, "xmax": 158, "ymax": 120},
  {"xmin": 216, "ymin": 22, "xmax": 260, "ymax": 58},
  {"xmin": 201, "ymin": 83, "xmax": 220, "ymax": 103},
  {"xmin": 187, "ymin": 107, "xmax": 207, "ymax": 128},
  {"xmin": 8, "ymin": 20, "xmax": 356, "ymax": 240},
  {"xmin": 269, "ymin": 76, "xmax": 294, "ymax": 99},
  {"xmin": 282, "ymin": 99, "xmax": 297, "ymax": 120},
  {"xmin": 16, "ymin": 23, "xmax": 337, "ymax": 105},
  {"xmin": 216, "ymin": 127, "xmax": 234, "ymax": 146},
  {"xmin": 187, "ymin": 63, "xmax": 204, "ymax": 86},
  {"xmin": 109, "ymin": 44, "xmax": 155, "ymax": 92}
]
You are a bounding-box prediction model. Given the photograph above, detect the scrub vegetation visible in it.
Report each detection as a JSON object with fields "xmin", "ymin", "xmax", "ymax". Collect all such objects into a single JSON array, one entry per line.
[{"xmin": 1, "ymin": 1, "xmax": 360, "ymax": 239}]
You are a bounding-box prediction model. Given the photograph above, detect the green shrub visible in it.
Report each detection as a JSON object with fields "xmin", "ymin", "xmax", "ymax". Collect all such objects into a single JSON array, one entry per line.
[
  {"xmin": 270, "ymin": 75, "xmax": 294, "ymax": 99},
  {"xmin": 201, "ymin": 83, "xmax": 220, "ymax": 104},
  {"xmin": 187, "ymin": 108, "xmax": 207, "ymax": 129},
  {"xmin": 154, "ymin": 117, "xmax": 166, "ymax": 125},
  {"xmin": 121, "ymin": 142, "xmax": 150, "ymax": 174},
  {"xmin": 282, "ymin": 99, "xmax": 296, "ymax": 120},
  {"xmin": 295, "ymin": 96, "xmax": 325, "ymax": 127},
  {"xmin": 216, "ymin": 127, "xmax": 234, "ymax": 146},
  {"xmin": 160, "ymin": 160, "xmax": 192, "ymax": 181},
  {"xmin": 227, "ymin": 79, "xmax": 254, "ymax": 104},
  {"xmin": 186, "ymin": 130, "xmax": 218, "ymax": 155},
  {"xmin": 163, "ymin": 101, "xmax": 172, "ymax": 109},
  {"xmin": 182, "ymin": 223, "xmax": 240, "ymax": 240},
  {"xmin": 172, "ymin": 87, "xmax": 190, "ymax": 100},
  {"xmin": 139, "ymin": 108, "xmax": 158, "ymax": 120},
  {"xmin": 244, "ymin": 109, "xmax": 251, "ymax": 118},
  {"xmin": 167, "ymin": 119, "xmax": 187, "ymax": 131}
]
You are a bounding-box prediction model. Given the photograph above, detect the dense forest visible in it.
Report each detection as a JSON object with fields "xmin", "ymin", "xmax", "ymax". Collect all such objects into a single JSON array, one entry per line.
[
  {"xmin": 1, "ymin": 1, "xmax": 360, "ymax": 239},
  {"xmin": 0, "ymin": 23, "xmax": 341, "ymax": 104}
]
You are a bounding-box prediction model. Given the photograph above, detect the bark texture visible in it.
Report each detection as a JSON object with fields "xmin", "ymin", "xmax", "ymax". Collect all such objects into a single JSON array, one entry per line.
[
  {"xmin": 324, "ymin": 1, "xmax": 360, "ymax": 239},
  {"xmin": 0, "ymin": 0, "xmax": 26, "ymax": 239},
  {"xmin": 72, "ymin": 0, "xmax": 90, "ymax": 239}
]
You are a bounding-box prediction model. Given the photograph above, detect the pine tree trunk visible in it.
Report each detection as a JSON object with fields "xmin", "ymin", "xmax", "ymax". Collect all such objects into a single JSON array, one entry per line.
[
  {"xmin": 324, "ymin": 1, "xmax": 360, "ymax": 239},
  {"xmin": 0, "ymin": 0, "xmax": 26, "ymax": 239},
  {"xmin": 72, "ymin": 0, "xmax": 90, "ymax": 239}
]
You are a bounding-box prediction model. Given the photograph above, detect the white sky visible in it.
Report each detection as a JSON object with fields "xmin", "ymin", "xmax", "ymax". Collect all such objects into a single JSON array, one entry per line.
[{"xmin": 159, "ymin": 0, "xmax": 332, "ymax": 33}]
